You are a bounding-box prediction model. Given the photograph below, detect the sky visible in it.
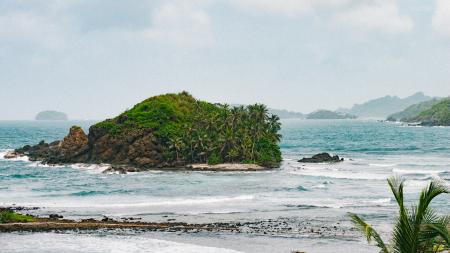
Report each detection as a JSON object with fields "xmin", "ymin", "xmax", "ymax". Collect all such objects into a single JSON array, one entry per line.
[{"xmin": 0, "ymin": 0, "xmax": 449, "ymax": 120}]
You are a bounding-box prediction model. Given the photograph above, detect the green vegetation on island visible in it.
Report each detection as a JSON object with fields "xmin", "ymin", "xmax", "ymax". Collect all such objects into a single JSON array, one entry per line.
[
  {"xmin": 387, "ymin": 98, "xmax": 442, "ymax": 122},
  {"xmin": 35, "ymin": 110, "xmax": 68, "ymax": 121},
  {"xmin": 306, "ymin": 110, "xmax": 357, "ymax": 120},
  {"xmin": 351, "ymin": 177, "xmax": 450, "ymax": 253},
  {"xmin": 408, "ymin": 98, "xmax": 450, "ymax": 126},
  {"xmin": 95, "ymin": 92, "xmax": 282, "ymax": 167}
]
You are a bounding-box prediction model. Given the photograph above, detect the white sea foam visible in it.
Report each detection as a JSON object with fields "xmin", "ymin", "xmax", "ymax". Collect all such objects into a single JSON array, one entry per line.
[
  {"xmin": 392, "ymin": 168, "xmax": 445, "ymax": 175},
  {"xmin": 0, "ymin": 149, "xmax": 29, "ymax": 162},
  {"xmin": 0, "ymin": 233, "xmax": 243, "ymax": 253},
  {"xmin": 27, "ymin": 161, "xmax": 66, "ymax": 168},
  {"xmin": 369, "ymin": 163, "xmax": 396, "ymax": 168},
  {"xmin": 289, "ymin": 167, "xmax": 388, "ymax": 180},
  {"xmin": 70, "ymin": 163, "xmax": 111, "ymax": 174},
  {"xmin": 311, "ymin": 184, "xmax": 327, "ymax": 189},
  {"xmin": 278, "ymin": 197, "xmax": 392, "ymax": 209},
  {"xmin": 2, "ymin": 194, "xmax": 256, "ymax": 209}
]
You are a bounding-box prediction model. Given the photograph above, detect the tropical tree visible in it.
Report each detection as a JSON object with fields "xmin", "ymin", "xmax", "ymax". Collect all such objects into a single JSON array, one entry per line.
[{"xmin": 350, "ymin": 177, "xmax": 450, "ymax": 253}]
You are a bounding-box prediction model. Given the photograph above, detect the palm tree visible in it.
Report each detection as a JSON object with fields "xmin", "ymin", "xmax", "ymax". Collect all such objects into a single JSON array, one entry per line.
[
  {"xmin": 350, "ymin": 176, "xmax": 450, "ymax": 253},
  {"xmin": 268, "ymin": 114, "xmax": 282, "ymax": 142}
]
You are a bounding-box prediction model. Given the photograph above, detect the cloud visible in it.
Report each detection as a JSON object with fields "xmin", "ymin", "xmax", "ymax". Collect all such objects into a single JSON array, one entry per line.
[
  {"xmin": 432, "ymin": 0, "xmax": 450, "ymax": 36},
  {"xmin": 228, "ymin": 0, "xmax": 413, "ymax": 34},
  {"xmin": 335, "ymin": 0, "xmax": 414, "ymax": 33},
  {"xmin": 228, "ymin": 0, "xmax": 350, "ymax": 17},
  {"xmin": 142, "ymin": 1, "xmax": 213, "ymax": 47},
  {"xmin": 0, "ymin": 10, "xmax": 67, "ymax": 50},
  {"xmin": 229, "ymin": 0, "xmax": 314, "ymax": 16},
  {"xmin": 0, "ymin": 0, "xmax": 214, "ymax": 51}
]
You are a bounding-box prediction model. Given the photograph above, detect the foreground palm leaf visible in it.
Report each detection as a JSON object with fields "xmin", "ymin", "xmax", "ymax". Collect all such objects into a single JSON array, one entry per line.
[{"xmin": 350, "ymin": 176, "xmax": 450, "ymax": 253}]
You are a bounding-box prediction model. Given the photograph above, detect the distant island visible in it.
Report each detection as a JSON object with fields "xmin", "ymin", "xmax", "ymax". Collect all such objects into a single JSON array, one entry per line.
[
  {"xmin": 232, "ymin": 104, "xmax": 304, "ymax": 119},
  {"xmin": 339, "ymin": 92, "xmax": 432, "ymax": 118},
  {"xmin": 267, "ymin": 108, "xmax": 304, "ymax": 119},
  {"xmin": 8, "ymin": 92, "xmax": 282, "ymax": 171},
  {"xmin": 306, "ymin": 110, "xmax": 357, "ymax": 120},
  {"xmin": 35, "ymin": 111, "xmax": 68, "ymax": 121}
]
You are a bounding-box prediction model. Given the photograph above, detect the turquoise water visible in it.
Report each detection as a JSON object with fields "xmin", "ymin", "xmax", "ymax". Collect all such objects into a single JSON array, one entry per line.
[{"xmin": 1, "ymin": 120, "xmax": 450, "ymax": 253}]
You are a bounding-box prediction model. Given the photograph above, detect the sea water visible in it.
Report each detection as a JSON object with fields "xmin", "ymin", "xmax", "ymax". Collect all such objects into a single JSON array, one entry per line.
[{"xmin": 1, "ymin": 119, "xmax": 450, "ymax": 253}]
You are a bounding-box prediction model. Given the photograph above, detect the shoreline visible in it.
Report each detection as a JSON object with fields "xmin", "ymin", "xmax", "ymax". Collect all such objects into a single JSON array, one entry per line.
[
  {"xmin": 0, "ymin": 208, "xmax": 356, "ymax": 239},
  {"xmin": 0, "ymin": 219, "xmax": 237, "ymax": 233},
  {"xmin": 2, "ymin": 151, "xmax": 272, "ymax": 173}
]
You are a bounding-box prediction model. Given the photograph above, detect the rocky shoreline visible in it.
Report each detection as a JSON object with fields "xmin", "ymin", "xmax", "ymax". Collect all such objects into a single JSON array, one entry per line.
[
  {"xmin": 3, "ymin": 150, "xmax": 269, "ymax": 173},
  {"xmin": 3, "ymin": 125, "xmax": 272, "ymax": 173},
  {"xmin": 0, "ymin": 208, "xmax": 358, "ymax": 240}
]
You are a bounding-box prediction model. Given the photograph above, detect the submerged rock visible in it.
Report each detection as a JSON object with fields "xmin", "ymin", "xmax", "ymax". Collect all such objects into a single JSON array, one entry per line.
[
  {"xmin": 298, "ymin": 153, "xmax": 343, "ymax": 163},
  {"xmin": 102, "ymin": 166, "xmax": 139, "ymax": 174}
]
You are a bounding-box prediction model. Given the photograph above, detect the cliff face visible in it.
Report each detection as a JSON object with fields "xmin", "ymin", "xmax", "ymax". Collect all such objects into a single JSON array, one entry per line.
[
  {"xmin": 14, "ymin": 92, "xmax": 282, "ymax": 169},
  {"xmin": 86, "ymin": 126, "xmax": 165, "ymax": 167}
]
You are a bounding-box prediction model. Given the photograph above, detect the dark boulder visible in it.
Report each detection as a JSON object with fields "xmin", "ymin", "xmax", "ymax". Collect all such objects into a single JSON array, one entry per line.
[
  {"xmin": 298, "ymin": 153, "xmax": 344, "ymax": 163},
  {"xmin": 49, "ymin": 214, "xmax": 63, "ymax": 219}
]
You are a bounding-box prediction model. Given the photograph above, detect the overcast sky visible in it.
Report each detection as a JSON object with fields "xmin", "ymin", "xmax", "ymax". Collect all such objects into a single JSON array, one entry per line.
[{"xmin": 1, "ymin": 0, "xmax": 449, "ymax": 119}]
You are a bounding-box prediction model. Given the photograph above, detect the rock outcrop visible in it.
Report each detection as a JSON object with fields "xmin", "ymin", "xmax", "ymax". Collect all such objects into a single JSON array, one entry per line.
[
  {"xmin": 14, "ymin": 125, "xmax": 165, "ymax": 169},
  {"xmin": 298, "ymin": 153, "xmax": 343, "ymax": 163}
]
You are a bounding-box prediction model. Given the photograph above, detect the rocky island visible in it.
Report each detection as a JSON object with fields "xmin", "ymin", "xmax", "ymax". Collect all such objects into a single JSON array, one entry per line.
[
  {"xmin": 35, "ymin": 110, "xmax": 68, "ymax": 120},
  {"xmin": 306, "ymin": 110, "xmax": 357, "ymax": 120},
  {"xmin": 6, "ymin": 92, "xmax": 282, "ymax": 171}
]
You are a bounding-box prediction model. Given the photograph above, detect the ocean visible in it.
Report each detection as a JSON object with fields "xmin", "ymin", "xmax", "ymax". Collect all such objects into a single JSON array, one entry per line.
[{"xmin": 1, "ymin": 119, "xmax": 450, "ymax": 253}]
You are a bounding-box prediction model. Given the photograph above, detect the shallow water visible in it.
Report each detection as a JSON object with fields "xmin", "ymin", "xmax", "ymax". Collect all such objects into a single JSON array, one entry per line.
[{"xmin": 1, "ymin": 119, "xmax": 450, "ymax": 252}]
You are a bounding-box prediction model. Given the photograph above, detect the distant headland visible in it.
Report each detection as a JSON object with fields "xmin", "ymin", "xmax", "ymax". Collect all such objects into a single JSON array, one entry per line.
[{"xmin": 387, "ymin": 97, "xmax": 450, "ymax": 126}]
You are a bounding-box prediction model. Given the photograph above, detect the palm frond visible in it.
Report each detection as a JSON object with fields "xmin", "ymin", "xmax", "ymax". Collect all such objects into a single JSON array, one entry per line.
[
  {"xmin": 388, "ymin": 176, "xmax": 406, "ymax": 210},
  {"xmin": 423, "ymin": 223, "xmax": 450, "ymax": 248},
  {"xmin": 352, "ymin": 177, "xmax": 450, "ymax": 253},
  {"xmin": 349, "ymin": 213, "xmax": 390, "ymax": 253},
  {"xmin": 388, "ymin": 176, "xmax": 416, "ymax": 253},
  {"xmin": 391, "ymin": 217, "xmax": 415, "ymax": 253},
  {"xmin": 416, "ymin": 180, "xmax": 448, "ymax": 224}
]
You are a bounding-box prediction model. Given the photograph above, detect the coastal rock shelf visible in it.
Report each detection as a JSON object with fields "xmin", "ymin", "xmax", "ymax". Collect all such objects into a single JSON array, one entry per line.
[
  {"xmin": 0, "ymin": 209, "xmax": 358, "ymax": 240},
  {"xmin": 6, "ymin": 92, "xmax": 282, "ymax": 171}
]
